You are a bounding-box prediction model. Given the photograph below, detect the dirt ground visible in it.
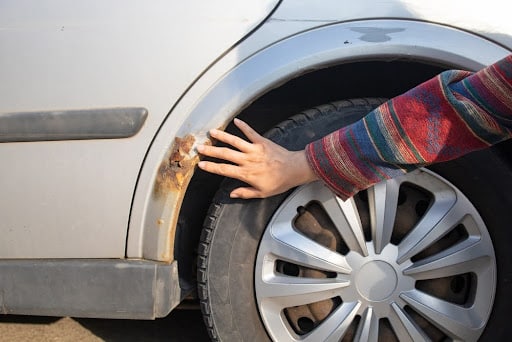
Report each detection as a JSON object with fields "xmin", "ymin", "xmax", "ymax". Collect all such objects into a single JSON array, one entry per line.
[{"xmin": 0, "ymin": 308, "xmax": 209, "ymax": 342}]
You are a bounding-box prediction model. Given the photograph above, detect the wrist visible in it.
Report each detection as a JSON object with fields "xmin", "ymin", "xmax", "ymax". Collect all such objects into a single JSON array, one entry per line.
[{"xmin": 292, "ymin": 150, "xmax": 319, "ymax": 186}]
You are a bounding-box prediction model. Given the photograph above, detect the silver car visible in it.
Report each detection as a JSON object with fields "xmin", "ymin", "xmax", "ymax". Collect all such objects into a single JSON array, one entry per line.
[{"xmin": 1, "ymin": 0, "xmax": 510, "ymax": 341}]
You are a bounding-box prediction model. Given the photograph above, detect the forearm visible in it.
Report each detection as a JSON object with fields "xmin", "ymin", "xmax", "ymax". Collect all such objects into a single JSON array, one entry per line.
[{"xmin": 306, "ymin": 55, "xmax": 512, "ymax": 200}]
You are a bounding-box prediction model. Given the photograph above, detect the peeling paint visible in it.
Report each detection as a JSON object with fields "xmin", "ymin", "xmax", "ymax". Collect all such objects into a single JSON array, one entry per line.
[{"xmin": 154, "ymin": 134, "xmax": 211, "ymax": 196}]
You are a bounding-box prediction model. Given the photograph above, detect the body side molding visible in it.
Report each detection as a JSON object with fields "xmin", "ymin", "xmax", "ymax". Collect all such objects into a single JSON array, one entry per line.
[{"xmin": 0, "ymin": 107, "xmax": 148, "ymax": 142}]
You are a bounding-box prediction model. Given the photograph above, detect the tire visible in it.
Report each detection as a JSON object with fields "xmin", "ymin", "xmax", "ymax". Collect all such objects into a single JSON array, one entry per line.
[{"xmin": 197, "ymin": 98, "xmax": 511, "ymax": 341}]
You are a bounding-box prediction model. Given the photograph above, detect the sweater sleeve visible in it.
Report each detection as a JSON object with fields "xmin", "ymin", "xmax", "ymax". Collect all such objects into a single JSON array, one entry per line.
[{"xmin": 305, "ymin": 55, "xmax": 512, "ymax": 200}]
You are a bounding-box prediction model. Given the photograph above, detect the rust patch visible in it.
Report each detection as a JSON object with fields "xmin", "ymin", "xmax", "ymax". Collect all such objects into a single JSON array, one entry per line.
[
  {"xmin": 155, "ymin": 135, "xmax": 197, "ymax": 195},
  {"xmin": 155, "ymin": 134, "xmax": 211, "ymax": 196},
  {"xmin": 176, "ymin": 135, "xmax": 195, "ymax": 154}
]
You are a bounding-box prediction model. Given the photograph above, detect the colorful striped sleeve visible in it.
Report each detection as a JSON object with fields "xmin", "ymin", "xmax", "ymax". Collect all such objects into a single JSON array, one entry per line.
[{"xmin": 305, "ymin": 55, "xmax": 512, "ymax": 200}]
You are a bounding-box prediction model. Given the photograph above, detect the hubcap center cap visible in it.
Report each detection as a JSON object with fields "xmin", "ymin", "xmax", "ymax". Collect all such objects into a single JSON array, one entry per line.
[{"xmin": 356, "ymin": 261, "xmax": 397, "ymax": 301}]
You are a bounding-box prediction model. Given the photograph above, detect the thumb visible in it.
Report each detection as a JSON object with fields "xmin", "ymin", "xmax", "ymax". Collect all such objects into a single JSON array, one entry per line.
[{"xmin": 230, "ymin": 187, "xmax": 262, "ymax": 199}]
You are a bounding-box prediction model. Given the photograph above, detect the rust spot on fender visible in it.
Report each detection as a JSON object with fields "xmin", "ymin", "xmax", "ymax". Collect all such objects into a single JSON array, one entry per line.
[
  {"xmin": 155, "ymin": 134, "xmax": 212, "ymax": 196},
  {"xmin": 155, "ymin": 135, "xmax": 200, "ymax": 195}
]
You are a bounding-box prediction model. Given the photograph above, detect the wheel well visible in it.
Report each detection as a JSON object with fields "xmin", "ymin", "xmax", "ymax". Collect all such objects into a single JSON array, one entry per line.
[{"xmin": 173, "ymin": 58, "xmax": 509, "ymax": 294}]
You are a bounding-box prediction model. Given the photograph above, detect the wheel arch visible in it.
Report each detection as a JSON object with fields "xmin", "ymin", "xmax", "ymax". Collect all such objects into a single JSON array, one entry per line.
[{"xmin": 127, "ymin": 19, "xmax": 511, "ymax": 269}]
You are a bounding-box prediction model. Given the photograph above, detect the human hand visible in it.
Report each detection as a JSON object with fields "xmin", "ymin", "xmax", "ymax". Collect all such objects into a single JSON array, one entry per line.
[{"xmin": 197, "ymin": 118, "xmax": 318, "ymax": 199}]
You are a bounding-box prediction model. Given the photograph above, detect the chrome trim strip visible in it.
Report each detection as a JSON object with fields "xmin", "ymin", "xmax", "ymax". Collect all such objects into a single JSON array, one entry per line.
[{"xmin": 0, "ymin": 107, "xmax": 148, "ymax": 142}]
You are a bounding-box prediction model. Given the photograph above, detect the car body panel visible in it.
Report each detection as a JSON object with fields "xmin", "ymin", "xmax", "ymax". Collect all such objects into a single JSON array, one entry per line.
[{"xmin": 0, "ymin": 0, "xmax": 279, "ymax": 258}]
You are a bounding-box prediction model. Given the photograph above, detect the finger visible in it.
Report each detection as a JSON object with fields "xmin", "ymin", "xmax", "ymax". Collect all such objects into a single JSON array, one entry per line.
[
  {"xmin": 209, "ymin": 128, "xmax": 253, "ymax": 152},
  {"xmin": 197, "ymin": 144, "xmax": 245, "ymax": 164},
  {"xmin": 234, "ymin": 118, "xmax": 266, "ymax": 144},
  {"xmin": 197, "ymin": 161, "xmax": 245, "ymax": 181},
  {"xmin": 230, "ymin": 187, "xmax": 263, "ymax": 199}
]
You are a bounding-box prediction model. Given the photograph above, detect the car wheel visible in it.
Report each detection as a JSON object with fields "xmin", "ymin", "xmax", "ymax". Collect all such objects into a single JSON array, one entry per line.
[{"xmin": 198, "ymin": 98, "xmax": 510, "ymax": 341}]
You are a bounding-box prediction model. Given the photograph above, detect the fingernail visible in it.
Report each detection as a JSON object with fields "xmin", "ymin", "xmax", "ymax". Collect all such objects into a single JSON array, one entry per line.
[
  {"xmin": 196, "ymin": 145, "xmax": 204, "ymax": 153},
  {"xmin": 198, "ymin": 161, "xmax": 206, "ymax": 168},
  {"xmin": 230, "ymin": 192, "xmax": 239, "ymax": 198}
]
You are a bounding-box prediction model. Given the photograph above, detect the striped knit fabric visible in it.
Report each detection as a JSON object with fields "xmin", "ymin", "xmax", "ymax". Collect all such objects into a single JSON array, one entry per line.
[{"xmin": 306, "ymin": 55, "xmax": 512, "ymax": 200}]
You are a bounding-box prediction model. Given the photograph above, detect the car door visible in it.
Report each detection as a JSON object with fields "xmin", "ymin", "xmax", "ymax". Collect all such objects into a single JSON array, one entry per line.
[{"xmin": 0, "ymin": 0, "xmax": 279, "ymax": 258}]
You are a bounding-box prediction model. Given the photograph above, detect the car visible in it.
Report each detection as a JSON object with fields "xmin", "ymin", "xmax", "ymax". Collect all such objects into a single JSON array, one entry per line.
[{"xmin": 1, "ymin": 0, "xmax": 511, "ymax": 341}]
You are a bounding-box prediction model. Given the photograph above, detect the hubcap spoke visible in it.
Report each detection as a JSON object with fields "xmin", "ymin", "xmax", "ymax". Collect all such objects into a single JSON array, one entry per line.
[
  {"xmin": 302, "ymin": 302, "xmax": 360, "ymax": 342},
  {"xmin": 368, "ymin": 179, "xmax": 400, "ymax": 254},
  {"xmin": 397, "ymin": 192, "xmax": 461, "ymax": 263},
  {"xmin": 404, "ymin": 237, "xmax": 491, "ymax": 279},
  {"xmin": 259, "ymin": 274, "xmax": 349, "ymax": 308},
  {"xmin": 389, "ymin": 303, "xmax": 429, "ymax": 342},
  {"xmin": 266, "ymin": 222, "xmax": 351, "ymax": 273},
  {"xmin": 321, "ymin": 195, "xmax": 368, "ymax": 256},
  {"xmin": 401, "ymin": 290, "xmax": 484, "ymax": 341},
  {"xmin": 354, "ymin": 307, "xmax": 379, "ymax": 342}
]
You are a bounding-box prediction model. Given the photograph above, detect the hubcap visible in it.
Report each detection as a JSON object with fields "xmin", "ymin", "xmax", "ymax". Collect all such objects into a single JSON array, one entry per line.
[{"xmin": 255, "ymin": 169, "xmax": 496, "ymax": 341}]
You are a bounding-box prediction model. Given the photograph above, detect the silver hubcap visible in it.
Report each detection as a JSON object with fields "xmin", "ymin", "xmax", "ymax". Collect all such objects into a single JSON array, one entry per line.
[{"xmin": 255, "ymin": 169, "xmax": 496, "ymax": 341}]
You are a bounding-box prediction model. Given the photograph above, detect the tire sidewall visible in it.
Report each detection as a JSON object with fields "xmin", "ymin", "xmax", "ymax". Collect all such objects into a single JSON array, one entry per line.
[{"xmin": 205, "ymin": 194, "xmax": 287, "ymax": 341}]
